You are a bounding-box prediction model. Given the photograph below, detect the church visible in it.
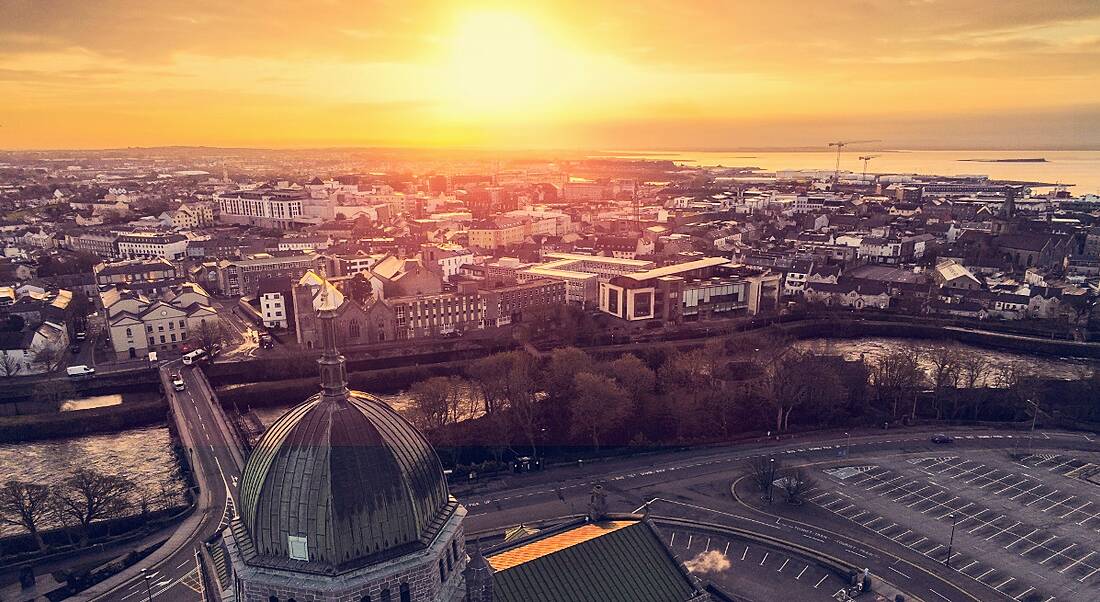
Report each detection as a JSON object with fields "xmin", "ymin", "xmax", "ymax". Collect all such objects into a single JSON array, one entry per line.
[{"xmin": 212, "ymin": 296, "xmax": 709, "ymax": 601}]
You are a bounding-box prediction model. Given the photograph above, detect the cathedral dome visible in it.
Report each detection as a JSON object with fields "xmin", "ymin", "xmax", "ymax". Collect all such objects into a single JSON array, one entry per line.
[
  {"xmin": 236, "ymin": 299, "xmax": 453, "ymax": 574},
  {"xmin": 238, "ymin": 389, "xmax": 453, "ymax": 572}
]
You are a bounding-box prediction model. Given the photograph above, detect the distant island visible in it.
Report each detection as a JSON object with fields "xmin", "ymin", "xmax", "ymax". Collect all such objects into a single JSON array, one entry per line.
[{"xmin": 958, "ymin": 157, "xmax": 1048, "ymax": 163}]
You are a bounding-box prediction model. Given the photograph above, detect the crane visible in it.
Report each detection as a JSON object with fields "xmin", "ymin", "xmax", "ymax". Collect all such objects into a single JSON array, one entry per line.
[
  {"xmin": 858, "ymin": 155, "xmax": 880, "ymax": 181},
  {"xmin": 827, "ymin": 140, "xmax": 881, "ymax": 182}
]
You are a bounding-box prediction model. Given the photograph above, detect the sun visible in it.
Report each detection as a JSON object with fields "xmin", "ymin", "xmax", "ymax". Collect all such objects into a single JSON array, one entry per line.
[{"xmin": 440, "ymin": 11, "xmax": 572, "ymax": 119}]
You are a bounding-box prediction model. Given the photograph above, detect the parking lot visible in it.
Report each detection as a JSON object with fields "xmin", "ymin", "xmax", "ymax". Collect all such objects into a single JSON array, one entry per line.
[
  {"xmin": 658, "ymin": 525, "xmax": 852, "ymax": 601},
  {"xmin": 807, "ymin": 448, "xmax": 1100, "ymax": 601}
]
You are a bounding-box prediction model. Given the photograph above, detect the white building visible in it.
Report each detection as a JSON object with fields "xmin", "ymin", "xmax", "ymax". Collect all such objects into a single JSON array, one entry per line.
[
  {"xmin": 100, "ymin": 282, "xmax": 220, "ymax": 360},
  {"xmin": 116, "ymin": 233, "xmax": 189, "ymax": 261}
]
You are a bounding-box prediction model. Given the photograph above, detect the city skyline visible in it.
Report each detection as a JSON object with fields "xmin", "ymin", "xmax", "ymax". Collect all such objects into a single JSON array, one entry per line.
[{"xmin": 1, "ymin": 0, "xmax": 1099, "ymax": 150}]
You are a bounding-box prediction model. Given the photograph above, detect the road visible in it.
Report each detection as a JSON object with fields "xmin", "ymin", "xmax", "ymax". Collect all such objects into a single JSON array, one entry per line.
[
  {"xmin": 74, "ymin": 362, "xmax": 244, "ymax": 602},
  {"xmin": 457, "ymin": 428, "xmax": 1100, "ymax": 602}
]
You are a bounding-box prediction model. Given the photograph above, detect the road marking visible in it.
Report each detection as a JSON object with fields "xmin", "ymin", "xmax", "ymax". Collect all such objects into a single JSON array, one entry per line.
[
  {"xmin": 995, "ymin": 576, "xmax": 1015, "ymax": 590},
  {"xmin": 741, "ymin": 546, "xmax": 748, "ymax": 561},
  {"xmin": 888, "ymin": 565, "xmax": 911, "ymax": 579},
  {"xmin": 928, "ymin": 588, "xmax": 951, "ymax": 601},
  {"xmin": 760, "ymin": 552, "xmax": 769, "ymax": 566},
  {"xmin": 976, "ymin": 568, "xmax": 996, "ymax": 579},
  {"xmin": 778, "ymin": 558, "xmax": 789, "ymax": 572},
  {"xmin": 1041, "ymin": 543, "xmax": 1075, "ymax": 565},
  {"xmin": 1059, "ymin": 550, "xmax": 1094, "ymax": 574},
  {"xmin": 796, "ymin": 566, "xmax": 807, "ymax": 580},
  {"xmin": 1014, "ymin": 587, "xmax": 1035, "ymax": 601},
  {"xmin": 814, "ymin": 575, "xmax": 828, "ymax": 588}
]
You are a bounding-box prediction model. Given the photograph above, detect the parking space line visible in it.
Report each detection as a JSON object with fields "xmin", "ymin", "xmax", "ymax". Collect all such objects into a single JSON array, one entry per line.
[
  {"xmin": 1079, "ymin": 565, "xmax": 1100, "ymax": 582},
  {"xmin": 958, "ymin": 559, "xmax": 979, "ymax": 572},
  {"xmin": 1041, "ymin": 543, "xmax": 1075, "ymax": 565},
  {"xmin": 986, "ymin": 521, "xmax": 1021, "ymax": 541},
  {"xmin": 796, "ymin": 566, "xmax": 807, "ymax": 580},
  {"xmin": 1014, "ymin": 587, "xmax": 1035, "ymax": 600},
  {"xmin": 1059, "ymin": 550, "xmax": 1094, "ymax": 574},
  {"xmin": 995, "ymin": 576, "xmax": 1015, "ymax": 590},
  {"xmin": 777, "ymin": 558, "xmax": 789, "ymax": 572},
  {"xmin": 1010, "ymin": 483, "xmax": 1044, "ymax": 501},
  {"xmin": 1025, "ymin": 489, "xmax": 1061, "ymax": 507},
  {"xmin": 1006, "ymin": 528, "xmax": 1039, "ymax": 550},
  {"xmin": 1041, "ymin": 495, "xmax": 1077, "ymax": 513},
  {"xmin": 741, "ymin": 546, "xmax": 748, "ymax": 561},
  {"xmin": 976, "ymin": 568, "xmax": 996, "ymax": 580},
  {"xmin": 1059, "ymin": 501, "xmax": 1091, "ymax": 519},
  {"xmin": 814, "ymin": 575, "xmax": 828, "ymax": 588},
  {"xmin": 760, "ymin": 552, "xmax": 769, "ymax": 566}
]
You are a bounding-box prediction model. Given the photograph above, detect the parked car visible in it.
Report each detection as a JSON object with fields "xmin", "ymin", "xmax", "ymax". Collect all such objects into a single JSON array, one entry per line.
[
  {"xmin": 259, "ymin": 333, "xmax": 274, "ymax": 349},
  {"xmin": 172, "ymin": 374, "xmax": 186, "ymax": 391},
  {"xmin": 69, "ymin": 343, "xmax": 81, "ymax": 354},
  {"xmin": 66, "ymin": 365, "xmax": 95, "ymax": 378},
  {"xmin": 930, "ymin": 433, "xmax": 954, "ymax": 444}
]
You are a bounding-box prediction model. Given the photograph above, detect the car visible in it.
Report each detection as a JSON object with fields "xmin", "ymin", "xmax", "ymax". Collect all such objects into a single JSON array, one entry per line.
[
  {"xmin": 258, "ymin": 333, "xmax": 274, "ymax": 349},
  {"xmin": 930, "ymin": 433, "xmax": 954, "ymax": 444},
  {"xmin": 172, "ymin": 374, "xmax": 186, "ymax": 391},
  {"xmin": 69, "ymin": 343, "xmax": 81, "ymax": 354}
]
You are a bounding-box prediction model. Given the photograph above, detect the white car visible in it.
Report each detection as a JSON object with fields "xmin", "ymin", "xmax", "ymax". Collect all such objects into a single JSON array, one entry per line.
[{"xmin": 172, "ymin": 374, "xmax": 186, "ymax": 391}]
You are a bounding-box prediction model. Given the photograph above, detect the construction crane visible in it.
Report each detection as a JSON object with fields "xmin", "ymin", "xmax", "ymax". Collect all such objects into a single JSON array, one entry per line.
[
  {"xmin": 827, "ymin": 140, "xmax": 880, "ymax": 182},
  {"xmin": 858, "ymin": 155, "xmax": 879, "ymax": 181}
]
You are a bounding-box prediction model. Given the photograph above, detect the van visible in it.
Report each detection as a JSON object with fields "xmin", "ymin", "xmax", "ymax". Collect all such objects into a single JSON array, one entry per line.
[
  {"xmin": 182, "ymin": 349, "xmax": 207, "ymax": 365},
  {"xmin": 66, "ymin": 365, "xmax": 95, "ymax": 378}
]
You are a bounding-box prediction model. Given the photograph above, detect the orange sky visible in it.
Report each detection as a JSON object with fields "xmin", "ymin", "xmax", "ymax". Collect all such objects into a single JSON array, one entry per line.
[{"xmin": 1, "ymin": 0, "xmax": 1099, "ymax": 150}]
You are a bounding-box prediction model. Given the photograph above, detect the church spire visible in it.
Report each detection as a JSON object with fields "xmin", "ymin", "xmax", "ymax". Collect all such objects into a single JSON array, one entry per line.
[{"xmin": 316, "ymin": 284, "xmax": 348, "ymax": 401}]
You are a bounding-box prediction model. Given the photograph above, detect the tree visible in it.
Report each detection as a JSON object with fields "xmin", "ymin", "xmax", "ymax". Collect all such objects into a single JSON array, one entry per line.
[
  {"xmin": 0, "ymin": 481, "xmax": 54, "ymax": 551},
  {"xmin": 55, "ymin": 469, "xmax": 135, "ymax": 546},
  {"xmin": 31, "ymin": 342, "xmax": 65, "ymax": 373},
  {"xmin": 747, "ymin": 456, "xmax": 780, "ymax": 493},
  {"xmin": 569, "ymin": 372, "xmax": 630, "ymax": 449},
  {"xmin": 466, "ymin": 352, "xmax": 513, "ymax": 414},
  {"xmin": 0, "ymin": 352, "xmax": 22, "ymax": 378},
  {"xmin": 501, "ymin": 352, "xmax": 544, "ymax": 455},
  {"xmin": 543, "ymin": 347, "xmax": 593, "ymax": 403},
  {"xmin": 867, "ymin": 348, "xmax": 926, "ymax": 419},
  {"xmin": 923, "ymin": 344, "xmax": 962, "ymax": 419},
  {"xmin": 602, "ymin": 354, "xmax": 656, "ymax": 402},
  {"xmin": 196, "ymin": 319, "xmax": 229, "ymax": 351},
  {"xmin": 408, "ymin": 376, "xmax": 464, "ymax": 431},
  {"xmin": 779, "ymin": 469, "xmax": 815, "ymax": 505}
]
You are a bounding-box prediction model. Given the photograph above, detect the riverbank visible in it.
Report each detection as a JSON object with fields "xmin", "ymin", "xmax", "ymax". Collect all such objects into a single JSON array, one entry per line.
[{"xmin": 0, "ymin": 396, "xmax": 166, "ymax": 443}]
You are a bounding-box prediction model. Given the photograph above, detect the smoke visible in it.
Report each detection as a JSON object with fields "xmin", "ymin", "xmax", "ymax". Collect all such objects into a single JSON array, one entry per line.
[{"xmin": 684, "ymin": 549, "xmax": 731, "ymax": 575}]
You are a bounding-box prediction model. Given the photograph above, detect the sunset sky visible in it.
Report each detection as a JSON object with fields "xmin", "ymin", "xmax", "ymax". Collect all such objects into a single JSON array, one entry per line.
[{"xmin": 1, "ymin": 0, "xmax": 1099, "ymax": 150}]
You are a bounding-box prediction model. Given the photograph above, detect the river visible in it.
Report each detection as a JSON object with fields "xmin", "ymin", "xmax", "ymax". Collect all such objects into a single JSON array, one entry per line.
[{"xmin": 0, "ymin": 426, "xmax": 185, "ymax": 536}]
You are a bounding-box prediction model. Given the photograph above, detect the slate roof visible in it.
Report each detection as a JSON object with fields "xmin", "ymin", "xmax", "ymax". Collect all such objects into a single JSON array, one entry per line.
[{"xmin": 486, "ymin": 519, "xmax": 701, "ymax": 602}]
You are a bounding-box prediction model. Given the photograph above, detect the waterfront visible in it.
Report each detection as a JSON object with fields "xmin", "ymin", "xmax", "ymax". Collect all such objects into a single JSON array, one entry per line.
[
  {"xmin": 605, "ymin": 149, "xmax": 1100, "ymax": 194},
  {"xmin": 0, "ymin": 426, "xmax": 184, "ymax": 536}
]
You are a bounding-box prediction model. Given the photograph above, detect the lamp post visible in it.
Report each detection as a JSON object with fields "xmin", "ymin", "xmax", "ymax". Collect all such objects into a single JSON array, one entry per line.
[
  {"xmin": 844, "ymin": 432, "xmax": 851, "ymax": 457},
  {"xmin": 945, "ymin": 514, "xmax": 957, "ymax": 567},
  {"xmin": 140, "ymin": 568, "xmax": 153, "ymax": 602},
  {"xmin": 766, "ymin": 458, "xmax": 775, "ymax": 504},
  {"xmin": 1027, "ymin": 398, "xmax": 1039, "ymax": 455}
]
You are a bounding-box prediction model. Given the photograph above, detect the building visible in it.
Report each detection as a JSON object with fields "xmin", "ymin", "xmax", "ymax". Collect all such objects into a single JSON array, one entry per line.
[
  {"xmin": 257, "ymin": 276, "xmax": 294, "ymax": 330},
  {"xmin": 214, "ymin": 253, "xmax": 328, "ymax": 297},
  {"xmin": 479, "ymin": 279, "xmax": 566, "ymax": 326},
  {"xmin": 94, "ymin": 259, "xmax": 180, "ymax": 287},
  {"xmin": 369, "ymin": 255, "xmax": 443, "ymax": 300},
  {"xmin": 116, "ymin": 232, "xmax": 189, "ymax": 261},
  {"xmin": 467, "ymin": 218, "xmax": 527, "ymax": 250},
  {"xmin": 421, "ymin": 243, "xmax": 474, "ymax": 279},
  {"xmin": 172, "ymin": 202, "xmax": 215, "ymax": 229},
  {"xmin": 215, "ymin": 188, "xmax": 308, "ymax": 230},
  {"xmin": 598, "ymin": 258, "xmax": 780, "ymax": 323},
  {"xmin": 220, "ymin": 303, "xmax": 468, "ymax": 601},
  {"xmin": 518, "ymin": 253, "xmax": 654, "ymax": 306},
  {"xmin": 100, "ymin": 281, "xmax": 220, "ymax": 360},
  {"xmin": 933, "ymin": 260, "xmax": 981, "ymax": 291},
  {"xmin": 390, "ymin": 291, "xmax": 484, "ymax": 340},
  {"xmin": 291, "ymin": 271, "xmax": 395, "ymax": 349},
  {"xmin": 64, "ymin": 232, "xmax": 118, "ymax": 258}
]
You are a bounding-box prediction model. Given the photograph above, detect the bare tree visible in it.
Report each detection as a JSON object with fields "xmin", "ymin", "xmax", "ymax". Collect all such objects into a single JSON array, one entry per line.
[
  {"xmin": 923, "ymin": 344, "xmax": 962, "ymax": 419},
  {"xmin": 867, "ymin": 348, "xmax": 926, "ymax": 419},
  {"xmin": 0, "ymin": 352, "xmax": 22, "ymax": 378},
  {"xmin": 407, "ymin": 376, "xmax": 465, "ymax": 431},
  {"xmin": 195, "ymin": 319, "xmax": 230, "ymax": 351},
  {"xmin": 779, "ymin": 469, "xmax": 815, "ymax": 505},
  {"xmin": 31, "ymin": 342, "xmax": 65, "ymax": 373},
  {"xmin": 54, "ymin": 469, "xmax": 135, "ymax": 546},
  {"xmin": 0, "ymin": 480, "xmax": 54, "ymax": 551},
  {"xmin": 747, "ymin": 456, "xmax": 781, "ymax": 493}
]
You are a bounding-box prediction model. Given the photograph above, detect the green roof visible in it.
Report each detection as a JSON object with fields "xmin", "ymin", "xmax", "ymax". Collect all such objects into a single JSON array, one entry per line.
[{"xmin": 489, "ymin": 520, "xmax": 700, "ymax": 602}]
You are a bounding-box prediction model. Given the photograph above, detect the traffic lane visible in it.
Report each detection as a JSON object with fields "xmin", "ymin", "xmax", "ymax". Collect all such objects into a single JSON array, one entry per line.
[{"xmin": 458, "ymin": 432, "xmax": 1057, "ymax": 519}]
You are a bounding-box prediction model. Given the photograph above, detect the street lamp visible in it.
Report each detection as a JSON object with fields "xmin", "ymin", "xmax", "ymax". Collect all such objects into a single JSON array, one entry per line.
[
  {"xmin": 945, "ymin": 514, "xmax": 957, "ymax": 567},
  {"xmin": 844, "ymin": 432, "xmax": 851, "ymax": 458},
  {"xmin": 1027, "ymin": 399, "xmax": 1039, "ymax": 455},
  {"xmin": 140, "ymin": 568, "xmax": 153, "ymax": 602},
  {"xmin": 766, "ymin": 458, "xmax": 776, "ymax": 504}
]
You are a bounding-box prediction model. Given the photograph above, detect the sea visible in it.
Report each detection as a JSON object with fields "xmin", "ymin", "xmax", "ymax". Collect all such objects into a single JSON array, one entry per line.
[{"xmin": 602, "ymin": 149, "xmax": 1100, "ymax": 195}]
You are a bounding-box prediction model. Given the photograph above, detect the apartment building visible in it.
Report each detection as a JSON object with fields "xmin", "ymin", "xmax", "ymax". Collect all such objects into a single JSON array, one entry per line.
[
  {"xmin": 116, "ymin": 232, "xmax": 189, "ymax": 261},
  {"xmin": 214, "ymin": 253, "xmax": 327, "ymax": 296},
  {"xmin": 215, "ymin": 189, "xmax": 307, "ymax": 230}
]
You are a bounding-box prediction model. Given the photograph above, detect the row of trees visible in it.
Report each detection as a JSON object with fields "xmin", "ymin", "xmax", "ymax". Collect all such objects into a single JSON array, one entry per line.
[
  {"xmin": 403, "ymin": 335, "xmax": 1094, "ymax": 464},
  {"xmin": 0, "ymin": 469, "xmax": 178, "ymax": 553}
]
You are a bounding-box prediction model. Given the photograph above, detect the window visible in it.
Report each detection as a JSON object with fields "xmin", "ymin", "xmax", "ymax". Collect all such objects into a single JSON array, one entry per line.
[
  {"xmin": 269, "ymin": 597, "xmax": 278, "ymax": 602},
  {"xmin": 125, "ymin": 327, "xmax": 132, "ymax": 337},
  {"xmin": 360, "ymin": 597, "xmax": 371, "ymax": 602},
  {"xmin": 439, "ymin": 559, "xmax": 446, "ymax": 582},
  {"xmin": 452, "ymin": 539, "xmax": 459, "ymax": 562},
  {"xmin": 399, "ymin": 584, "xmax": 410, "ymax": 602},
  {"xmin": 170, "ymin": 334, "xmax": 176, "ymax": 342},
  {"xmin": 287, "ymin": 535, "xmax": 309, "ymax": 561},
  {"xmin": 158, "ymin": 325, "xmax": 164, "ymax": 332},
  {"xmin": 169, "ymin": 322, "xmax": 175, "ymax": 330},
  {"xmin": 348, "ymin": 320, "xmax": 361, "ymax": 340},
  {"xmin": 159, "ymin": 335, "xmax": 165, "ymax": 343},
  {"xmin": 380, "ymin": 589, "xmax": 391, "ymax": 602},
  {"xmin": 149, "ymin": 337, "xmax": 155, "ymax": 346}
]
